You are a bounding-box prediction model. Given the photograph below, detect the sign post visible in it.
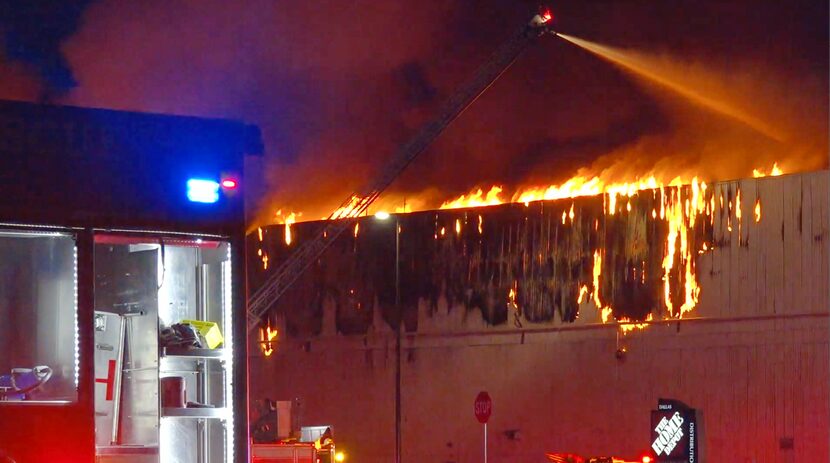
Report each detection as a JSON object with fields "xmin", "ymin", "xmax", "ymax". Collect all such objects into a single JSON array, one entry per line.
[{"xmin": 474, "ymin": 391, "xmax": 492, "ymax": 463}]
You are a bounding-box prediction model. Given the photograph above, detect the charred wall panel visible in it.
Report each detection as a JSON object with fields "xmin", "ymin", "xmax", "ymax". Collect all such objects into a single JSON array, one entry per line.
[{"xmin": 250, "ymin": 174, "xmax": 829, "ymax": 336}]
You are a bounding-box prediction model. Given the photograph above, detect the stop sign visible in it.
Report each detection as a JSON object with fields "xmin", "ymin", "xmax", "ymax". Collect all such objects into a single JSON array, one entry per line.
[{"xmin": 474, "ymin": 391, "xmax": 492, "ymax": 424}]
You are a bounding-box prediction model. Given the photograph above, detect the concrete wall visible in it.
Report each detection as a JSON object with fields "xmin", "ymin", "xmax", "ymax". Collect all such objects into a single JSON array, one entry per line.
[
  {"xmin": 251, "ymin": 314, "xmax": 828, "ymax": 462},
  {"xmin": 249, "ymin": 171, "xmax": 830, "ymax": 462}
]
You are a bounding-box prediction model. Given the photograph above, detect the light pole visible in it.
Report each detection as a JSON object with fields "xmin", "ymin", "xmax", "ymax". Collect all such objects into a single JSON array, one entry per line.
[
  {"xmin": 394, "ymin": 215, "xmax": 401, "ymax": 463},
  {"xmin": 375, "ymin": 211, "xmax": 401, "ymax": 463}
]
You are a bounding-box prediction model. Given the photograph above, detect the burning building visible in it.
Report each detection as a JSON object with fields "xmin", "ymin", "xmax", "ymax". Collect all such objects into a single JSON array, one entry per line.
[{"xmin": 248, "ymin": 170, "xmax": 828, "ymax": 462}]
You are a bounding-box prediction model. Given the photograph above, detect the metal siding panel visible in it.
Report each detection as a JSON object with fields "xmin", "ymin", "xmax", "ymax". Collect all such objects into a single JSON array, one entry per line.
[
  {"xmin": 785, "ymin": 176, "xmax": 802, "ymax": 315},
  {"xmin": 764, "ymin": 342, "xmax": 777, "ymax": 462},
  {"xmin": 810, "ymin": 173, "xmax": 828, "ymax": 313},
  {"xmin": 740, "ymin": 179, "xmax": 755, "ymax": 317},
  {"xmin": 800, "ymin": 175, "xmax": 813, "ymax": 315},
  {"xmin": 767, "ymin": 177, "xmax": 786, "ymax": 315},
  {"xmin": 757, "ymin": 179, "xmax": 774, "ymax": 315}
]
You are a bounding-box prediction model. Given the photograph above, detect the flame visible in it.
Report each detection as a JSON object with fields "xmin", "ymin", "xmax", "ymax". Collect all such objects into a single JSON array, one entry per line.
[
  {"xmin": 514, "ymin": 176, "xmax": 603, "ymax": 203},
  {"xmin": 285, "ymin": 214, "xmax": 296, "ymax": 245},
  {"xmin": 736, "ymin": 188, "xmax": 742, "ymax": 239},
  {"xmin": 276, "ymin": 211, "xmax": 299, "ymax": 245},
  {"xmin": 661, "ymin": 186, "xmax": 699, "ymax": 318},
  {"xmin": 331, "ymin": 195, "xmax": 365, "ymax": 219},
  {"xmin": 577, "ymin": 284, "xmax": 589, "ymax": 304},
  {"xmin": 354, "ymin": 222, "xmax": 360, "ymax": 238},
  {"xmin": 592, "ymin": 250, "xmax": 603, "ymax": 308},
  {"xmin": 753, "ymin": 162, "xmax": 784, "ymax": 178},
  {"xmin": 257, "ymin": 227, "xmax": 263, "ymax": 242},
  {"xmin": 755, "ymin": 198, "xmax": 761, "ymax": 222},
  {"xmin": 735, "ymin": 189, "xmax": 742, "ymax": 220},
  {"xmin": 601, "ymin": 307, "xmax": 613, "ymax": 323},
  {"xmin": 440, "ymin": 186, "xmax": 504, "ymax": 210},
  {"xmin": 477, "ymin": 215, "xmax": 483, "ymax": 234},
  {"xmin": 274, "ymin": 164, "xmax": 784, "ymax": 226},
  {"xmin": 619, "ymin": 313, "xmax": 654, "ymax": 334},
  {"xmin": 260, "ymin": 323, "xmax": 278, "ymax": 357},
  {"xmin": 455, "ymin": 218, "xmax": 462, "ymax": 236},
  {"xmin": 508, "ymin": 285, "xmax": 520, "ymax": 318}
]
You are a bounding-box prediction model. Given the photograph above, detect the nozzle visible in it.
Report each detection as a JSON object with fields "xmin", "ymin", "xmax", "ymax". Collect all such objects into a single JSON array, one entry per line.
[{"xmin": 529, "ymin": 5, "xmax": 556, "ymax": 34}]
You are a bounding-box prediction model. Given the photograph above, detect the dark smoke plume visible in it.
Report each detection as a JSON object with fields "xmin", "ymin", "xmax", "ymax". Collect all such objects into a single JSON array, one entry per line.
[
  {"xmin": 0, "ymin": 1, "xmax": 823, "ymax": 225},
  {"xmin": 0, "ymin": 0, "xmax": 95, "ymax": 100}
]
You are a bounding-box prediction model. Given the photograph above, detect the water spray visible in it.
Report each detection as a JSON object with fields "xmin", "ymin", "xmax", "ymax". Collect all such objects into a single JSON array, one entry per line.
[{"xmin": 556, "ymin": 33, "xmax": 785, "ymax": 142}]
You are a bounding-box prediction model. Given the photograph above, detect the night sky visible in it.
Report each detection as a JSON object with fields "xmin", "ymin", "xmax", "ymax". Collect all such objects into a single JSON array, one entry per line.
[{"xmin": 0, "ymin": 0, "xmax": 826, "ymax": 222}]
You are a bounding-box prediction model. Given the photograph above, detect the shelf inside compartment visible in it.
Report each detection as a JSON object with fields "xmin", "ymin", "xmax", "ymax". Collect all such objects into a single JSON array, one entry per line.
[
  {"xmin": 96, "ymin": 445, "xmax": 159, "ymax": 455},
  {"xmin": 161, "ymin": 347, "xmax": 226, "ymax": 359},
  {"xmin": 161, "ymin": 407, "xmax": 227, "ymax": 419}
]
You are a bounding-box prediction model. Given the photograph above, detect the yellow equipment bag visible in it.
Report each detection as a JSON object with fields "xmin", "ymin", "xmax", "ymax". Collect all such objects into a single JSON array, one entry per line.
[{"xmin": 181, "ymin": 319, "xmax": 224, "ymax": 349}]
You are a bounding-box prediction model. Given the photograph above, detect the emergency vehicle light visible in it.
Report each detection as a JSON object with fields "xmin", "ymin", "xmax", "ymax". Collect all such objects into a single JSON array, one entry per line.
[{"xmin": 187, "ymin": 178, "xmax": 220, "ymax": 203}]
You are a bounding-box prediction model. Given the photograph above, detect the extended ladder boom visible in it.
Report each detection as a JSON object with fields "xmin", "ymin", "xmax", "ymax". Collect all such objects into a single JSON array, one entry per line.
[{"xmin": 248, "ymin": 11, "xmax": 556, "ymax": 331}]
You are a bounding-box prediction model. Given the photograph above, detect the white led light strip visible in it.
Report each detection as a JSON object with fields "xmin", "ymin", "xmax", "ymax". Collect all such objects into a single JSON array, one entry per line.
[
  {"xmin": 223, "ymin": 244, "xmax": 235, "ymax": 463},
  {"xmin": 73, "ymin": 244, "xmax": 79, "ymax": 389}
]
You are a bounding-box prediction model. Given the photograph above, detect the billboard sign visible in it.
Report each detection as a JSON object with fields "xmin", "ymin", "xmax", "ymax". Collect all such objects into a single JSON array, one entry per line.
[{"xmin": 650, "ymin": 399, "xmax": 699, "ymax": 463}]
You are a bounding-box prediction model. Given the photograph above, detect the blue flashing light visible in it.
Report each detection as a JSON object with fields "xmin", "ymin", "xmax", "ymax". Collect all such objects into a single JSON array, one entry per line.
[{"xmin": 187, "ymin": 179, "xmax": 220, "ymax": 203}]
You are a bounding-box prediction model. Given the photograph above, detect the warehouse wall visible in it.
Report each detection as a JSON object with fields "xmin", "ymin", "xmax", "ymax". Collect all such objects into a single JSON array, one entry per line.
[
  {"xmin": 249, "ymin": 171, "xmax": 829, "ymax": 462},
  {"xmin": 252, "ymin": 315, "xmax": 827, "ymax": 462}
]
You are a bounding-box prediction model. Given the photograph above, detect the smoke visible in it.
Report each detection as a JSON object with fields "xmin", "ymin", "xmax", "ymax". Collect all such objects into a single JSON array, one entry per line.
[
  {"xmin": 0, "ymin": 0, "xmax": 96, "ymax": 100},
  {"xmin": 0, "ymin": 0, "xmax": 824, "ymax": 224}
]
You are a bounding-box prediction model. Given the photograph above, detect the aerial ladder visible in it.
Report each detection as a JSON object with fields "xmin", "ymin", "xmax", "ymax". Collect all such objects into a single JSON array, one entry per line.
[{"xmin": 247, "ymin": 8, "xmax": 557, "ymax": 331}]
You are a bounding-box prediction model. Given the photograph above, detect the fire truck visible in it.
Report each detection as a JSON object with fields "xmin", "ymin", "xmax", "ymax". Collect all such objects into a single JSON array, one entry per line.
[
  {"xmin": 249, "ymin": 399, "xmax": 344, "ymax": 463},
  {"xmin": 0, "ymin": 99, "xmax": 261, "ymax": 462}
]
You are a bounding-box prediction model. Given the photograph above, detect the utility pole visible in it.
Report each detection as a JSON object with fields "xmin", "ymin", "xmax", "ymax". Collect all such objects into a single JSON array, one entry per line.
[{"xmin": 394, "ymin": 214, "xmax": 401, "ymax": 463}]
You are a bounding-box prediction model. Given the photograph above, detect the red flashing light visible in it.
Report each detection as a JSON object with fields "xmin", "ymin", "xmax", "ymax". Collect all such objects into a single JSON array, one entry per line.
[
  {"xmin": 542, "ymin": 10, "xmax": 553, "ymax": 22},
  {"xmin": 642, "ymin": 457, "xmax": 652, "ymax": 463},
  {"xmin": 221, "ymin": 179, "xmax": 238, "ymax": 189}
]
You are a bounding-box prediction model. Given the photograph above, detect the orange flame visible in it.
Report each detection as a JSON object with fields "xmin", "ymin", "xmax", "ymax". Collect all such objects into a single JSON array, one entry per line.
[
  {"xmin": 601, "ymin": 307, "xmax": 613, "ymax": 324},
  {"xmin": 276, "ymin": 210, "xmax": 299, "ymax": 245},
  {"xmin": 620, "ymin": 313, "xmax": 654, "ymax": 334},
  {"xmin": 577, "ymin": 284, "xmax": 589, "ymax": 305},
  {"xmin": 260, "ymin": 323, "xmax": 278, "ymax": 357},
  {"xmin": 331, "ymin": 195, "xmax": 365, "ymax": 219},
  {"xmin": 754, "ymin": 198, "xmax": 761, "ymax": 223},
  {"xmin": 440, "ymin": 186, "xmax": 504, "ymax": 210},
  {"xmin": 592, "ymin": 250, "xmax": 602, "ymax": 308},
  {"xmin": 275, "ymin": 165, "xmax": 784, "ymax": 226},
  {"xmin": 753, "ymin": 162, "xmax": 784, "ymax": 178}
]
